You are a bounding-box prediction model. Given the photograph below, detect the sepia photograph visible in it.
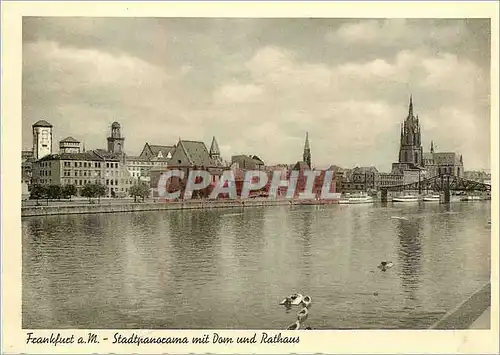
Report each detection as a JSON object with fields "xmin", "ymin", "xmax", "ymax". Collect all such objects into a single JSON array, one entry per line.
[
  {"xmin": 2, "ymin": 2, "xmax": 497, "ymax": 353},
  {"xmin": 20, "ymin": 16, "xmax": 493, "ymax": 332}
]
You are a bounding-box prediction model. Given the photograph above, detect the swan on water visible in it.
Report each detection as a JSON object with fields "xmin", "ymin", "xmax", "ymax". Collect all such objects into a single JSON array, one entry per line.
[
  {"xmin": 286, "ymin": 320, "xmax": 301, "ymax": 330},
  {"xmin": 301, "ymin": 295, "xmax": 312, "ymax": 308},
  {"xmin": 297, "ymin": 307, "xmax": 309, "ymax": 322}
]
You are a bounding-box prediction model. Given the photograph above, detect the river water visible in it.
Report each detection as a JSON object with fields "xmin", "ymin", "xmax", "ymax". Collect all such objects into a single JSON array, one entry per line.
[{"xmin": 22, "ymin": 201, "xmax": 491, "ymax": 329}]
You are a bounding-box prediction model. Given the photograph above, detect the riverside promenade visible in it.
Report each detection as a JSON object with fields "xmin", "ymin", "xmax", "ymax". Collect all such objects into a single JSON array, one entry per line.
[{"xmin": 21, "ymin": 197, "xmax": 315, "ymax": 217}]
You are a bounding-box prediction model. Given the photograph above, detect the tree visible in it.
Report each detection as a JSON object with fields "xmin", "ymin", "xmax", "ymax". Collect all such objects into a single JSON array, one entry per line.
[
  {"xmin": 62, "ymin": 184, "xmax": 77, "ymax": 200},
  {"xmin": 95, "ymin": 184, "xmax": 106, "ymax": 202},
  {"xmin": 47, "ymin": 185, "xmax": 62, "ymax": 200},
  {"xmin": 29, "ymin": 184, "xmax": 47, "ymax": 201},
  {"xmin": 81, "ymin": 183, "xmax": 107, "ymax": 204},
  {"xmin": 129, "ymin": 182, "xmax": 150, "ymax": 202}
]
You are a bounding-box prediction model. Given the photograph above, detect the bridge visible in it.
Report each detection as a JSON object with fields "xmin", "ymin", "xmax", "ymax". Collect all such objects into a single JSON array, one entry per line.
[{"xmin": 381, "ymin": 174, "xmax": 491, "ymax": 203}]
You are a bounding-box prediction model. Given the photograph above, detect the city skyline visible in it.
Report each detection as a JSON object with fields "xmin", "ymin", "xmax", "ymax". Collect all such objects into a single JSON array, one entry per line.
[{"xmin": 22, "ymin": 18, "xmax": 491, "ymax": 171}]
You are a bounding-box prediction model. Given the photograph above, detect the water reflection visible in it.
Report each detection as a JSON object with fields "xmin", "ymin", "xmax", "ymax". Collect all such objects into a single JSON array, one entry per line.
[
  {"xmin": 397, "ymin": 218, "xmax": 423, "ymax": 303},
  {"xmin": 22, "ymin": 202, "xmax": 491, "ymax": 329}
]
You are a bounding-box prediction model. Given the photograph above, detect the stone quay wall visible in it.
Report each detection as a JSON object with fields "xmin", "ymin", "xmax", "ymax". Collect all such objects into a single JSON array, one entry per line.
[{"xmin": 21, "ymin": 199, "xmax": 309, "ymax": 218}]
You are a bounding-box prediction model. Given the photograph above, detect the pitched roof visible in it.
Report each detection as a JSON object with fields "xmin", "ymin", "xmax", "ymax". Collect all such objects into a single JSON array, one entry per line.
[
  {"xmin": 149, "ymin": 144, "xmax": 174, "ymax": 156},
  {"xmin": 33, "ymin": 120, "xmax": 53, "ymax": 128},
  {"xmin": 60, "ymin": 136, "xmax": 80, "ymax": 143},
  {"xmin": 37, "ymin": 151, "xmax": 104, "ymax": 162},
  {"xmin": 177, "ymin": 140, "xmax": 215, "ymax": 166},
  {"xmin": 432, "ymin": 152, "xmax": 461, "ymax": 165},
  {"xmin": 92, "ymin": 149, "xmax": 121, "ymax": 161}
]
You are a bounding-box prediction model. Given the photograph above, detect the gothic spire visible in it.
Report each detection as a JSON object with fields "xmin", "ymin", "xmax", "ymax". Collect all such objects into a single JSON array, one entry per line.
[
  {"xmin": 209, "ymin": 136, "xmax": 220, "ymax": 156},
  {"xmin": 303, "ymin": 132, "xmax": 311, "ymax": 169},
  {"xmin": 430, "ymin": 140, "xmax": 434, "ymax": 154},
  {"xmin": 408, "ymin": 94, "xmax": 413, "ymax": 118}
]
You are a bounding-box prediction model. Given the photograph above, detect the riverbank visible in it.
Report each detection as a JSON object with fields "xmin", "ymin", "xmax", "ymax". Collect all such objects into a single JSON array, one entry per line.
[{"xmin": 21, "ymin": 198, "xmax": 301, "ymax": 217}]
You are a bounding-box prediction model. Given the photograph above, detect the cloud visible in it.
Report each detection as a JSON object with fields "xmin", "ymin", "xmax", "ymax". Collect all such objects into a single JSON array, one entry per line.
[
  {"xmin": 327, "ymin": 19, "xmax": 466, "ymax": 48},
  {"xmin": 22, "ymin": 18, "xmax": 491, "ymax": 171}
]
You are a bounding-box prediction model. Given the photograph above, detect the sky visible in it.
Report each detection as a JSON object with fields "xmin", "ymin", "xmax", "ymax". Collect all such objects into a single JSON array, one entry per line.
[{"xmin": 22, "ymin": 18, "xmax": 491, "ymax": 171}]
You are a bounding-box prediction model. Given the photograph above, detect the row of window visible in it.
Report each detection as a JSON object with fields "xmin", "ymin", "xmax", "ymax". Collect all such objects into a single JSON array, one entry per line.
[
  {"xmin": 61, "ymin": 161, "xmax": 120, "ymax": 168},
  {"xmin": 63, "ymin": 170, "xmax": 101, "ymax": 177},
  {"xmin": 39, "ymin": 170, "xmax": 52, "ymax": 176}
]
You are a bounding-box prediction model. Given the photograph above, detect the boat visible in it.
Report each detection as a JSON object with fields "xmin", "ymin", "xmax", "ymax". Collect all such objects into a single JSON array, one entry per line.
[
  {"xmin": 461, "ymin": 195, "xmax": 482, "ymax": 201},
  {"xmin": 339, "ymin": 193, "xmax": 374, "ymax": 204},
  {"xmin": 392, "ymin": 194, "xmax": 419, "ymax": 203},
  {"xmin": 280, "ymin": 293, "xmax": 303, "ymax": 306},
  {"xmin": 301, "ymin": 295, "xmax": 312, "ymax": 308},
  {"xmin": 423, "ymin": 194, "xmax": 441, "ymax": 202},
  {"xmin": 297, "ymin": 307, "xmax": 309, "ymax": 322},
  {"xmin": 286, "ymin": 321, "xmax": 301, "ymax": 330}
]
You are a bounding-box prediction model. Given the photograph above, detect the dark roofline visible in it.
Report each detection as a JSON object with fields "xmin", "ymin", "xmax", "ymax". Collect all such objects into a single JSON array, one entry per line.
[{"xmin": 33, "ymin": 120, "xmax": 53, "ymax": 128}]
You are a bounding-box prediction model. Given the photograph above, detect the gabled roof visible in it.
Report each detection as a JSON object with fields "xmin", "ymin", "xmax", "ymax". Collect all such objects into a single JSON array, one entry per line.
[
  {"xmin": 432, "ymin": 152, "xmax": 461, "ymax": 165},
  {"xmin": 33, "ymin": 120, "xmax": 53, "ymax": 128},
  {"xmin": 139, "ymin": 143, "xmax": 175, "ymax": 159},
  {"xmin": 177, "ymin": 140, "xmax": 216, "ymax": 166},
  {"xmin": 60, "ymin": 136, "xmax": 80, "ymax": 143}
]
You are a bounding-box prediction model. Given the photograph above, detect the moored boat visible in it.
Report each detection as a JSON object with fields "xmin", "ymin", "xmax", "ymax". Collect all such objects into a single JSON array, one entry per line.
[
  {"xmin": 392, "ymin": 194, "xmax": 418, "ymax": 203},
  {"xmin": 423, "ymin": 194, "xmax": 441, "ymax": 202},
  {"xmin": 339, "ymin": 193, "xmax": 374, "ymax": 204},
  {"xmin": 460, "ymin": 195, "xmax": 482, "ymax": 201}
]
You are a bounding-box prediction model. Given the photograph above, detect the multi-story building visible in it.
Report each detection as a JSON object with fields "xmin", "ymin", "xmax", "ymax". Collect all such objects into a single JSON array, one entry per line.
[
  {"xmin": 126, "ymin": 143, "xmax": 173, "ymax": 182},
  {"xmin": 378, "ymin": 172, "xmax": 404, "ymax": 188},
  {"xmin": 150, "ymin": 137, "xmax": 225, "ymax": 197},
  {"xmin": 30, "ymin": 120, "xmax": 133, "ymax": 198},
  {"xmin": 351, "ymin": 166, "xmax": 379, "ymax": 191}
]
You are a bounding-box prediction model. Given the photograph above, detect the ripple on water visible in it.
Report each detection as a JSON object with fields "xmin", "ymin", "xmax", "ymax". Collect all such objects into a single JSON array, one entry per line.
[{"xmin": 22, "ymin": 202, "xmax": 491, "ymax": 329}]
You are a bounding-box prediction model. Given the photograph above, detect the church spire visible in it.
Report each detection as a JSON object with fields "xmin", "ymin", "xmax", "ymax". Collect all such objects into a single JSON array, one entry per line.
[
  {"xmin": 430, "ymin": 140, "xmax": 434, "ymax": 154},
  {"xmin": 303, "ymin": 132, "xmax": 311, "ymax": 169},
  {"xmin": 210, "ymin": 136, "xmax": 220, "ymax": 157},
  {"xmin": 408, "ymin": 94, "xmax": 413, "ymax": 118}
]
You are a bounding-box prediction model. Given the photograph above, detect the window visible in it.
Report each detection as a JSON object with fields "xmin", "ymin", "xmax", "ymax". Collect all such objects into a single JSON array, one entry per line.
[
  {"xmin": 106, "ymin": 179, "xmax": 109, "ymax": 185},
  {"xmin": 79, "ymin": 180, "xmax": 82, "ymax": 185},
  {"xmin": 106, "ymin": 163, "xmax": 109, "ymax": 168}
]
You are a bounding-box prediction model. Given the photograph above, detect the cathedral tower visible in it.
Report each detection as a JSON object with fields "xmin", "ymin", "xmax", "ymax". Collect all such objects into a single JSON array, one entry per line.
[
  {"xmin": 398, "ymin": 96, "xmax": 423, "ymax": 168},
  {"xmin": 303, "ymin": 132, "xmax": 311, "ymax": 169}
]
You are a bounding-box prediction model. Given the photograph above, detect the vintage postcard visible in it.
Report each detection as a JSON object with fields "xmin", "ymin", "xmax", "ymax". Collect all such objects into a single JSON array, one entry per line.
[{"xmin": 2, "ymin": 1, "xmax": 499, "ymax": 354}]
